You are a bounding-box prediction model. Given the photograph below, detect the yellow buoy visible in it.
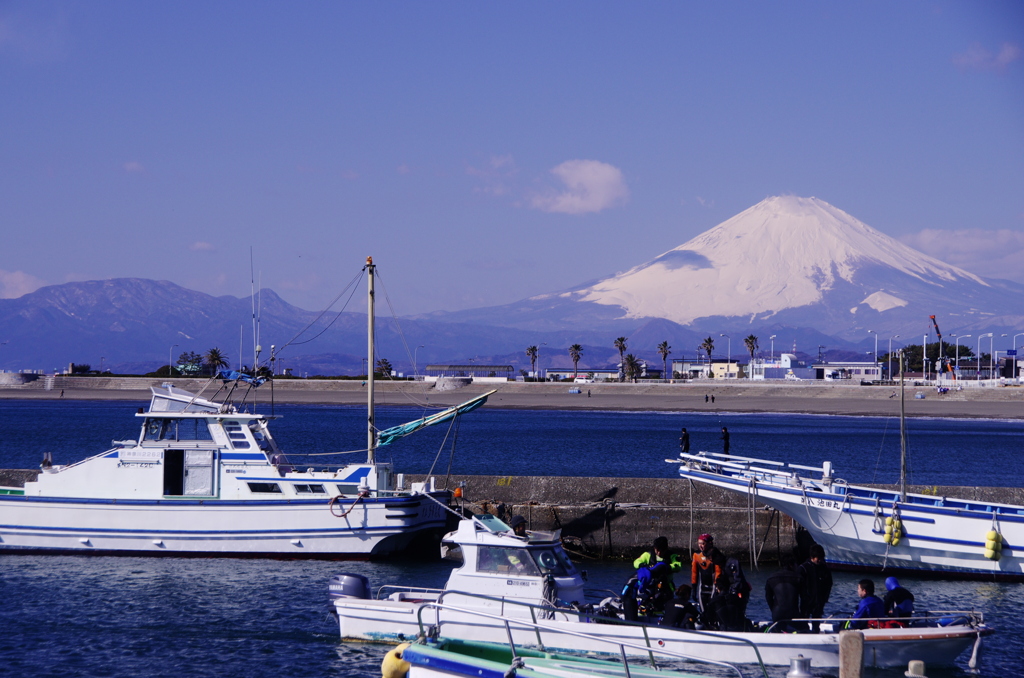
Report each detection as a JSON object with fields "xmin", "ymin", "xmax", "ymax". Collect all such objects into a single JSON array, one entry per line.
[
  {"xmin": 987, "ymin": 530, "xmax": 999, "ymax": 541},
  {"xmin": 382, "ymin": 643, "xmax": 411, "ymax": 678},
  {"xmin": 886, "ymin": 516, "xmax": 894, "ymax": 526},
  {"xmin": 985, "ymin": 548, "xmax": 997, "ymax": 560},
  {"xmin": 891, "ymin": 536, "xmax": 901, "ymax": 547}
]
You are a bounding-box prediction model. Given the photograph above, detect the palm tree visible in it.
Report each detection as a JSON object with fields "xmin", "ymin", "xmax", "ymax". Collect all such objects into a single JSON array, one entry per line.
[
  {"xmin": 699, "ymin": 336, "xmax": 715, "ymax": 376},
  {"xmin": 622, "ymin": 353, "xmax": 641, "ymax": 383},
  {"xmin": 568, "ymin": 344, "xmax": 583, "ymax": 377},
  {"xmin": 525, "ymin": 345, "xmax": 538, "ymax": 379},
  {"xmin": 204, "ymin": 347, "xmax": 229, "ymax": 376},
  {"xmin": 657, "ymin": 341, "xmax": 671, "ymax": 380},
  {"xmin": 614, "ymin": 336, "xmax": 628, "ymax": 381},
  {"xmin": 744, "ymin": 334, "xmax": 759, "ymax": 362}
]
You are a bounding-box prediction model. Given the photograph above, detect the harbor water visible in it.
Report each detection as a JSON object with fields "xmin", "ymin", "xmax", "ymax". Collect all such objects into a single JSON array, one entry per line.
[{"xmin": 1, "ymin": 399, "xmax": 1022, "ymax": 677}]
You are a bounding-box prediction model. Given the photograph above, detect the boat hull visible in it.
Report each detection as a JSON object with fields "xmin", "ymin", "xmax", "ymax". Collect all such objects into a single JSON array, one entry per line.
[
  {"xmin": 678, "ymin": 466, "xmax": 1024, "ymax": 580},
  {"xmin": 333, "ymin": 596, "xmax": 984, "ymax": 668},
  {"xmin": 0, "ymin": 491, "xmax": 451, "ymax": 558}
]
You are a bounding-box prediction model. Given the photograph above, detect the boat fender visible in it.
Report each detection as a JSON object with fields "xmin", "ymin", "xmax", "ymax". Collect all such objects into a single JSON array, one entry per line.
[
  {"xmin": 381, "ymin": 643, "xmax": 410, "ymax": 678},
  {"xmin": 984, "ymin": 529, "xmax": 1003, "ymax": 560},
  {"xmin": 883, "ymin": 517, "xmax": 902, "ymax": 545}
]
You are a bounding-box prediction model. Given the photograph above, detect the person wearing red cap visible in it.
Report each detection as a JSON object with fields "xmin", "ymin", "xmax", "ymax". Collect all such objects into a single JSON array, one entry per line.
[{"xmin": 691, "ymin": 533, "xmax": 725, "ymax": 614}]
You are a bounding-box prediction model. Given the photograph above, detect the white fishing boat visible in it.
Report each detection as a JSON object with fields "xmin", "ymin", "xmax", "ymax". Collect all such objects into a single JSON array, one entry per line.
[
  {"xmin": 331, "ymin": 513, "xmax": 990, "ymax": 668},
  {"xmin": 669, "ymin": 354, "xmax": 1024, "ymax": 581},
  {"xmin": 0, "ymin": 257, "xmax": 484, "ymax": 558}
]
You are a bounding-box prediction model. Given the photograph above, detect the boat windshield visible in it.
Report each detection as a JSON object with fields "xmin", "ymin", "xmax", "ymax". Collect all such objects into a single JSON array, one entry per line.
[
  {"xmin": 476, "ymin": 546, "xmax": 541, "ymax": 577},
  {"xmin": 144, "ymin": 418, "xmax": 213, "ymax": 442},
  {"xmin": 530, "ymin": 547, "xmax": 575, "ymax": 576}
]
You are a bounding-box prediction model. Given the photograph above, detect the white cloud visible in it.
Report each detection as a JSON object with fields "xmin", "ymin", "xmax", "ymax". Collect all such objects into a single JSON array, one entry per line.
[
  {"xmin": 0, "ymin": 269, "xmax": 46, "ymax": 298},
  {"xmin": 188, "ymin": 241, "xmax": 214, "ymax": 252},
  {"xmin": 531, "ymin": 160, "xmax": 629, "ymax": 215},
  {"xmin": 123, "ymin": 161, "xmax": 145, "ymax": 173},
  {"xmin": 953, "ymin": 42, "xmax": 1021, "ymax": 73},
  {"xmin": 900, "ymin": 228, "xmax": 1024, "ymax": 283}
]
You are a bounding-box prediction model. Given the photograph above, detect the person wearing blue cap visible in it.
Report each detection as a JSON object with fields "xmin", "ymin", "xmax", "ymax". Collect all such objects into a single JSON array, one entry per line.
[{"xmin": 883, "ymin": 577, "xmax": 915, "ymax": 618}]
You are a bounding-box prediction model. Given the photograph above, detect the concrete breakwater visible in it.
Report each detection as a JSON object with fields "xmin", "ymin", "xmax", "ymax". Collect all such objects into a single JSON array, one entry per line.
[{"xmin": 412, "ymin": 475, "xmax": 1024, "ymax": 566}]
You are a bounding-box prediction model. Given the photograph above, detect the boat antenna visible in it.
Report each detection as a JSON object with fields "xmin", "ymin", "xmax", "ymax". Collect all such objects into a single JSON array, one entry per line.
[
  {"xmin": 899, "ymin": 349, "xmax": 907, "ymax": 502},
  {"xmin": 365, "ymin": 256, "xmax": 376, "ymax": 464}
]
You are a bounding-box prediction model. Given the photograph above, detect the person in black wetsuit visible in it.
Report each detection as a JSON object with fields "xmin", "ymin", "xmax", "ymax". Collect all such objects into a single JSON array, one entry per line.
[
  {"xmin": 703, "ymin": 557, "xmax": 752, "ymax": 631},
  {"xmin": 765, "ymin": 556, "xmax": 805, "ymax": 632},
  {"xmin": 661, "ymin": 584, "xmax": 700, "ymax": 629},
  {"xmin": 691, "ymin": 533, "xmax": 725, "ymax": 615},
  {"xmin": 798, "ymin": 544, "xmax": 833, "ymax": 632},
  {"xmin": 721, "ymin": 426, "xmax": 730, "ymax": 455},
  {"xmin": 883, "ymin": 577, "xmax": 915, "ymax": 618},
  {"xmin": 679, "ymin": 427, "xmax": 690, "ymax": 454}
]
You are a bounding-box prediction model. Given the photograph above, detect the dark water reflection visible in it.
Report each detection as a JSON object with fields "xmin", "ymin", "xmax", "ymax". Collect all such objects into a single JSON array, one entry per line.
[{"xmin": 0, "ymin": 556, "xmax": 1019, "ymax": 678}]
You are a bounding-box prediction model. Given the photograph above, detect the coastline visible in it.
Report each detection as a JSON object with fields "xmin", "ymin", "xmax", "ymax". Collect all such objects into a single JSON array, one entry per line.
[{"xmin": 2, "ymin": 377, "xmax": 1022, "ymax": 419}]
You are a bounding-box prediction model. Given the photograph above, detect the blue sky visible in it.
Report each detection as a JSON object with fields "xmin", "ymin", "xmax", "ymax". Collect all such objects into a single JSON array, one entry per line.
[{"xmin": 1, "ymin": 2, "xmax": 1022, "ymax": 314}]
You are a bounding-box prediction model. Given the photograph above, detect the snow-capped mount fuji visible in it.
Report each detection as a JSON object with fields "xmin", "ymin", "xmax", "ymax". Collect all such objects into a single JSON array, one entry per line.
[
  {"xmin": 579, "ymin": 196, "xmax": 988, "ymax": 324},
  {"xmin": 427, "ymin": 196, "xmax": 1024, "ymax": 344}
]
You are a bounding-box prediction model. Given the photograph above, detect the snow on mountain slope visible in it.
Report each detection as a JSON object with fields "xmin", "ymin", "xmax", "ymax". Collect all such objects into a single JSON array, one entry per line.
[{"xmin": 574, "ymin": 196, "xmax": 989, "ymax": 325}]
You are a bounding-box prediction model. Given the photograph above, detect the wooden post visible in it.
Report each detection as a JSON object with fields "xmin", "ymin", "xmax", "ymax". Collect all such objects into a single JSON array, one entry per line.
[{"xmin": 839, "ymin": 630, "xmax": 864, "ymax": 678}]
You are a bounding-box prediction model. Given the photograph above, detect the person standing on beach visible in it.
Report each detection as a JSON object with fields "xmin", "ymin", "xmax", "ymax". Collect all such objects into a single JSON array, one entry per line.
[
  {"xmin": 711, "ymin": 394, "xmax": 715, "ymax": 404},
  {"xmin": 721, "ymin": 427, "xmax": 730, "ymax": 455},
  {"xmin": 679, "ymin": 427, "xmax": 690, "ymax": 454},
  {"xmin": 704, "ymin": 394, "xmax": 709, "ymax": 403}
]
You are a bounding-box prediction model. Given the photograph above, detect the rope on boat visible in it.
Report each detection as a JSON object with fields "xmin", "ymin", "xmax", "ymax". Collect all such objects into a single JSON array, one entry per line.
[
  {"xmin": 328, "ymin": 491, "xmax": 369, "ymax": 518},
  {"xmin": 747, "ymin": 478, "xmax": 758, "ymax": 571},
  {"xmin": 799, "ymin": 487, "xmax": 850, "ymax": 532},
  {"xmin": 968, "ymin": 629, "xmax": 983, "ymax": 674}
]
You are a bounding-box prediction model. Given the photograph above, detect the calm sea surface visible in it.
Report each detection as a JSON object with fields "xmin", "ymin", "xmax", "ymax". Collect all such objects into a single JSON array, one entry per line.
[{"xmin": 1, "ymin": 399, "xmax": 1022, "ymax": 677}]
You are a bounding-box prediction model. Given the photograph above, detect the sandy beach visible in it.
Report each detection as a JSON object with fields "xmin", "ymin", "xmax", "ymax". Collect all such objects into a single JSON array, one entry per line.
[{"xmin": 2, "ymin": 376, "xmax": 1022, "ymax": 419}]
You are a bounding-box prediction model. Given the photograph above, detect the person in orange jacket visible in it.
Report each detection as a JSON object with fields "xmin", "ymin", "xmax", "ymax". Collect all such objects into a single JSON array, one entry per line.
[{"xmin": 691, "ymin": 533, "xmax": 725, "ymax": 613}]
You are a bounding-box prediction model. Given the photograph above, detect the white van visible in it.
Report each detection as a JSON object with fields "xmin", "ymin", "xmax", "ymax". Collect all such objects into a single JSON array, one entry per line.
[{"xmin": 573, "ymin": 376, "xmax": 593, "ymax": 384}]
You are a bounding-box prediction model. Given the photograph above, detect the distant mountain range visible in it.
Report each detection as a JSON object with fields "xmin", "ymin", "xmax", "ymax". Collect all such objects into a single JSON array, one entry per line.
[{"xmin": 3, "ymin": 196, "xmax": 1021, "ymax": 375}]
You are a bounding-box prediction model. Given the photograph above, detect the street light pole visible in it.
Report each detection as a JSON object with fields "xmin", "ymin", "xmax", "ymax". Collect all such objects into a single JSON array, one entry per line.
[
  {"xmin": 169, "ymin": 344, "xmax": 178, "ymax": 378},
  {"xmin": 868, "ymin": 330, "xmax": 877, "ymax": 363},
  {"xmin": 539, "ymin": 342, "xmax": 547, "ymax": 381},
  {"xmin": 414, "ymin": 345, "xmax": 424, "ymax": 377},
  {"xmin": 994, "ymin": 334, "xmax": 1006, "ymax": 381},
  {"xmin": 977, "ymin": 333, "xmax": 991, "ymax": 381},
  {"xmin": 720, "ymin": 334, "xmax": 731, "ymax": 379},
  {"xmin": 1013, "ymin": 333, "xmax": 1024, "ymax": 381},
  {"xmin": 955, "ymin": 335, "xmax": 971, "ymax": 379},
  {"xmin": 769, "ymin": 335, "xmax": 776, "ymax": 362},
  {"xmin": 887, "ymin": 335, "xmax": 899, "ymax": 381}
]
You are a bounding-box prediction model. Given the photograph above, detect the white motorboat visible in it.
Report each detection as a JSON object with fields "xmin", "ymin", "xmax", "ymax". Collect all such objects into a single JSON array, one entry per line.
[
  {"xmin": 0, "ymin": 257, "xmax": 484, "ymax": 558},
  {"xmin": 331, "ymin": 513, "xmax": 991, "ymax": 668},
  {"xmin": 668, "ymin": 354, "xmax": 1024, "ymax": 581}
]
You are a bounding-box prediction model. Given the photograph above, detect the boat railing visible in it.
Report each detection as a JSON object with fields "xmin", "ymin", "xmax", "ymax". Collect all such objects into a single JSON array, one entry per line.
[
  {"xmin": 375, "ymin": 584, "xmax": 445, "ymax": 600},
  {"xmin": 429, "ymin": 589, "xmax": 769, "ymax": 675},
  {"xmin": 415, "ymin": 601, "xmax": 761, "ymax": 678},
  {"xmin": 673, "ymin": 452, "xmax": 841, "ymax": 488},
  {"xmin": 758, "ymin": 610, "xmax": 985, "ymax": 633}
]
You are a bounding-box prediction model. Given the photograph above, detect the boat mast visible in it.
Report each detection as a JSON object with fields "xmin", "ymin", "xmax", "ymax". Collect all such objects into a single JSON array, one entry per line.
[
  {"xmin": 899, "ymin": 350, "xmax": 906, "ymax": 502},
  {"xmin": 366, "ymin": 256, "xmax": 376, "ymax": 464}
]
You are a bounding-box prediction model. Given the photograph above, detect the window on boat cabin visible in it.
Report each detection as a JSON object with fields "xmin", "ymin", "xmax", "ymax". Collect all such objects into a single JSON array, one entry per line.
[
  {"xmin": 294, "ymin": 484, "xmax": 325, "ymax": 494},
  {"xmin": 144, "ymin": 418, "xmax": 212, "ymax": 442},
  {"xmin": 335, "ymin": 484, "xmax": 360, "ymax": 495},
  {"xmin": 222, "ymin": 420, "xmax": 252, "ymax": 449},
  {"xmin": 246, "ymin": 482, "xmax": 282, "ymax": 494},
  {"xmin": 475, "ymin": 546, "xmax": 541, "ymax": 577},
  {"xmin": 531, "ymin": 547, "xmax": 575, "ymax": 577}
]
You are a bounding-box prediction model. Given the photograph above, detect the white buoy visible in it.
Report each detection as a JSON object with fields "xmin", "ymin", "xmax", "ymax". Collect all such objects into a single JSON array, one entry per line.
[{"xmin": 786, "ymin": 655, "xmax": 814, "ymax": 678}]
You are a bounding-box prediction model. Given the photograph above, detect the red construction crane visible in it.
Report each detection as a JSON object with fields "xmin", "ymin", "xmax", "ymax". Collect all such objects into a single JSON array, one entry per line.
[{"xmin": 930, "ymin": 315, "xmax": 952, "ymax": 374}]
